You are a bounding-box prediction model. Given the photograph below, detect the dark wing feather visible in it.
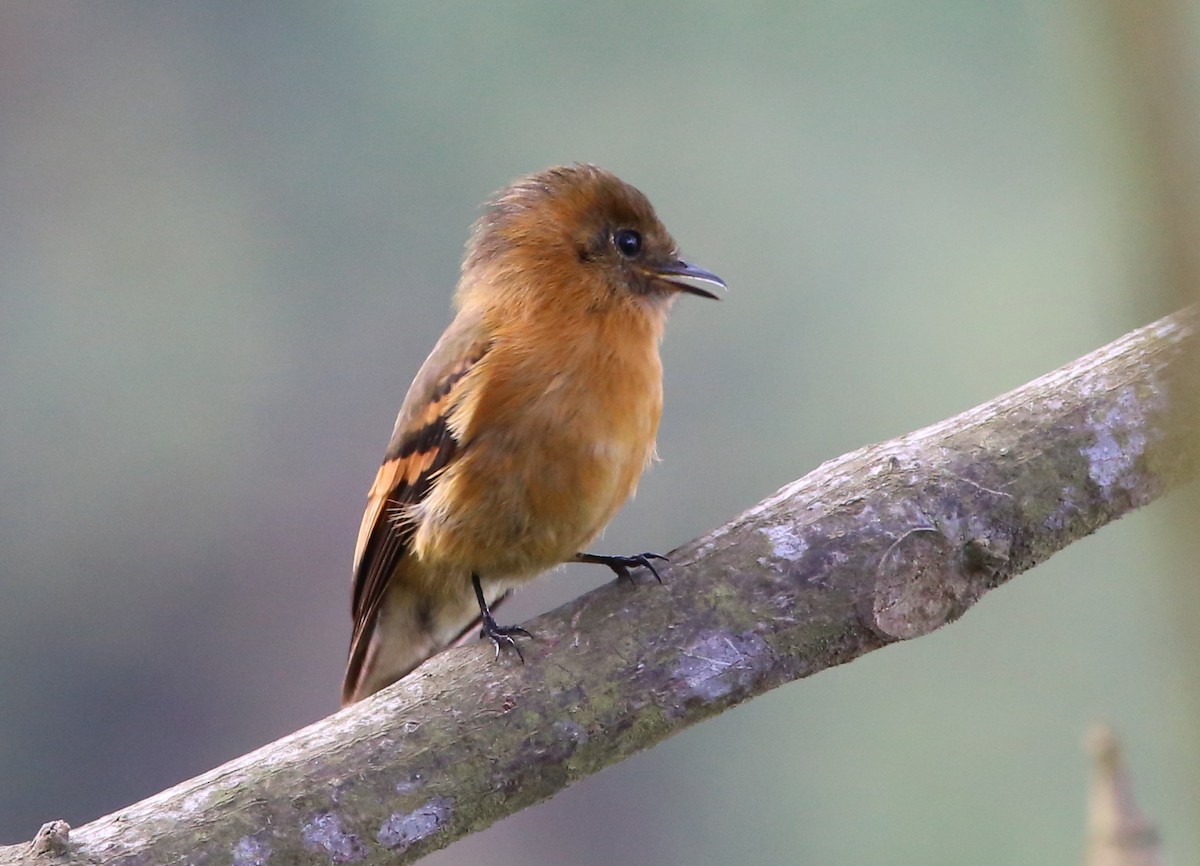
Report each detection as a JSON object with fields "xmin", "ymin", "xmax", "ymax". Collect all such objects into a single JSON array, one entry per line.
[{"xmin": 342, "ymin": 311, "xmax": 490, "ymax": 703}]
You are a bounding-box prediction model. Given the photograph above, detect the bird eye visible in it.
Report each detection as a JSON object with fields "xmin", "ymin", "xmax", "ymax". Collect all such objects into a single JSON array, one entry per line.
[{"xmin": 613, "ymin": 228, "xmax": 643, "ymax": 258}]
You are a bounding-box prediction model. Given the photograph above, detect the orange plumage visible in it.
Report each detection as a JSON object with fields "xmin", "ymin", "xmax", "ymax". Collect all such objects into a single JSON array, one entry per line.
[{"xmin": 343, "ymin": 164, "xmax": 724, "ymax": 704}]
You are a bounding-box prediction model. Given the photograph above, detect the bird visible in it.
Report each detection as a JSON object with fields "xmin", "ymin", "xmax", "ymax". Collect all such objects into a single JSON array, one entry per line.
[{"xmin": 342, "ymin": 163, "xmax": 725, "ymax": 705}]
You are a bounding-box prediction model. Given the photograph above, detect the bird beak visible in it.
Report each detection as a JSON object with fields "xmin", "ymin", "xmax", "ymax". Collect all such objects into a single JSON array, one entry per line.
[{"xmin": 651, "ymin": 259, "xmax": 727, "ymax": 300}]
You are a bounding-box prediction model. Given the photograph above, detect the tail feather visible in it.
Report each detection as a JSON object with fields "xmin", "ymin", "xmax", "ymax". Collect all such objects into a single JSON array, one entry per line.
[{"xmin": 341, "ymin": 582, "xmax": 512, "ymax": 706}]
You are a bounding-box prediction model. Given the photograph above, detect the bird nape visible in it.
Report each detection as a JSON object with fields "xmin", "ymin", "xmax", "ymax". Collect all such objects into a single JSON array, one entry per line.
[{"xmin": 342, "ymin": 163, "xmax": 725, "ymax": 705}]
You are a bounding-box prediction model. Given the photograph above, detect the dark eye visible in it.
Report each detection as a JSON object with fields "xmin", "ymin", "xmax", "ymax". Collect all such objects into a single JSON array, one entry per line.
[{"xmin": 613, "ymin": 228, "xmax": 642, "ymax": 258}]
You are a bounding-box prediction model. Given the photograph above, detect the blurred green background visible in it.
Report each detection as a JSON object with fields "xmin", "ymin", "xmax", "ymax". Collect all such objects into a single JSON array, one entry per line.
[{"xmin": 1, "ymin": 2, "xmax": 1196, "ymax": 863}]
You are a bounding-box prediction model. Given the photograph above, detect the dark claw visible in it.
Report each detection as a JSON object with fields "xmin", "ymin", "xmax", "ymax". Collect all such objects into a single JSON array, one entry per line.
[
  {"xmin": 480, "ymin": 616, "xmax": 532, "ymax": 663},
  {"xmin": 472, "ymin": 572, "xmax": 532, "ymax": 665},
  {"xmin": 577, "ymin": 552, "xmax": 669, "ymax": 583}
]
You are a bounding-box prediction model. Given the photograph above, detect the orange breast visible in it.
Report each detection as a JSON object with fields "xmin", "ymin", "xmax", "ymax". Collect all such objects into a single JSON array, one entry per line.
[{"xmin": 412, "ymin": 306, "xmax": 664, "ymax": 580}]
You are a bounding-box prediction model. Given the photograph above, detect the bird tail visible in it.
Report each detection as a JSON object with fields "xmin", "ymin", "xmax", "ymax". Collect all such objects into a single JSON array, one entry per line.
[{"xmin": 341, "ymin": 582, "xmax": 511, "ymax": 706}]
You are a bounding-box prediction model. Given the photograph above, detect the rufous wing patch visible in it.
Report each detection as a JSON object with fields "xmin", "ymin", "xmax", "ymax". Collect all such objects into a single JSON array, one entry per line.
[{"xmin": 343, "ymin": 335, "xmax": 489, "ymax": 704}]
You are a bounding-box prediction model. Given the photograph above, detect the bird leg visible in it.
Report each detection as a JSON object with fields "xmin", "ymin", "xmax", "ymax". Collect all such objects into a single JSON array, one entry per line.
[
  {"xmin": 472, "ymin": 573, "xmax": 531, "ymax": 662},
  {"xmin": 574, "ymin": 551, "xmax": 667, "ymax": 583}
]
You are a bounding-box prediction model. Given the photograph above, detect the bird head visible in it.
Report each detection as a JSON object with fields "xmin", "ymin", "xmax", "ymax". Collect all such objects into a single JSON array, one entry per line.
[{"xmin": 459, "ymin": 164, "xmax": 725, "ymax": 314}]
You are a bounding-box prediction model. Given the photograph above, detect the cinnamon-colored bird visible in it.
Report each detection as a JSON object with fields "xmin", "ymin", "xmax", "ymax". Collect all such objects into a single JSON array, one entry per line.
[{"xmin": 343, "ymin": 164, "xmax": 724, "ymax": 704}]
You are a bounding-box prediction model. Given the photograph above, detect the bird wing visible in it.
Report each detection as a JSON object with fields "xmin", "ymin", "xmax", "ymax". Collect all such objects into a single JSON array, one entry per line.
[{"xmin": 343, "ymin": 310, "xmax": 491, "ymax": 702}]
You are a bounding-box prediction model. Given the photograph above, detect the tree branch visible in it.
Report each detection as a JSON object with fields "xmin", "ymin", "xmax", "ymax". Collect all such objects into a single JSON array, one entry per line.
[
  {"xmin": 7, "ymin": 309, "xmax": 1198, "ymax": 866},
  {"xmin": 1085, "ymin": 726, "xmax": 1163, "ymax": 866}
]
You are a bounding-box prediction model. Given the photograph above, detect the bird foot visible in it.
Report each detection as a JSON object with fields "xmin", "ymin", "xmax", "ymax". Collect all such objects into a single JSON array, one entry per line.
[
  {"xmin": 576, "ymin": 552, "xmax": 668, "ymax": 583},
  {"xmin": 480, "ymin": 615, "xmax": 532, "ymax": 663}
]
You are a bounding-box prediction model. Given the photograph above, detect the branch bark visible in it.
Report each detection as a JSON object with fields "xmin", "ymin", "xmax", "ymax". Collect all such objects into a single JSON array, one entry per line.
[{"xmin": 6, "ymin": 309, "xmax": 1198, "ymax": 866}]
